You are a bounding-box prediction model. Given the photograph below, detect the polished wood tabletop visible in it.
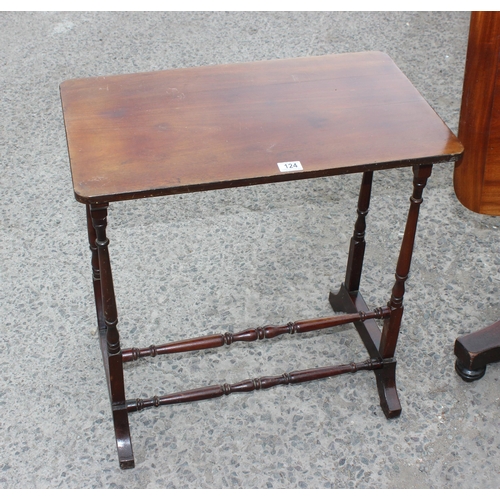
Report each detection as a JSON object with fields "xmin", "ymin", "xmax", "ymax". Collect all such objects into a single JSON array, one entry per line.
[
  {"xmin": 61, "ymin": 51, "xmax": 464, "ymax": 469},
  {"xmin": 60, "ymin": 51, "xmax": 463, "ymax": 203}
]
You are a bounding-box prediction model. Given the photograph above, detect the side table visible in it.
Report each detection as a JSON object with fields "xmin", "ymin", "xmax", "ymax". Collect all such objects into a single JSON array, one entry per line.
[{"xmin": 60, "ymin": 51, "xmax": 463, "ymax": 469}]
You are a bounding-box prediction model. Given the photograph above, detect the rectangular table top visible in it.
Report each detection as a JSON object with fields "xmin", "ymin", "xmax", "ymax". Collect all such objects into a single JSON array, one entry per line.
[{"xmin": 60, "ymin": 51, "xmax": 463, "ymax": 204}]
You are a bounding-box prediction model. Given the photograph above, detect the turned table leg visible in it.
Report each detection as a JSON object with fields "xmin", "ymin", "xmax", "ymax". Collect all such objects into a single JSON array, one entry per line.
[
  {"xmin": 330, "ymin": 165, "xmax": 433, "ymax": 418},
  {"xmin": 344, "ymin": 171, "xmax": 374, "ymax": 294},
  {"xmin": 377, "ymin": 164, "xmax": 433, "ymax": 417},
  {"xmin": 89, "ymin": 203, "xmax": 135, "ymax": 469},
  {"xmin": 379, "ymin": 164, "xmax": 433, "ymax": 357},
  {"xmin": 330, "ymin": 171, "xmax": 383, "ymax": 359},
  {"xmin": 86, "ymin": 204, "xmax": 105, "ymax": 332}
]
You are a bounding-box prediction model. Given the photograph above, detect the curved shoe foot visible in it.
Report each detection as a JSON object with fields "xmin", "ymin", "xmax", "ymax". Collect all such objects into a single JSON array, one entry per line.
[
  {"xmin": 375, "ymin": 360, "xmax": 402, "ymax": 419},
  {"xmin": 113, "ymin": 408, "xmax": 135, "ymax": 469}
]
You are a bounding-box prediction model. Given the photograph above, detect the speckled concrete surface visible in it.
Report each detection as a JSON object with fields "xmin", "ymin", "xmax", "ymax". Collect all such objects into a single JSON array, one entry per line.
[{"xmin": 1, "ymin": 11, "xmax": 499, "ymax": 489}]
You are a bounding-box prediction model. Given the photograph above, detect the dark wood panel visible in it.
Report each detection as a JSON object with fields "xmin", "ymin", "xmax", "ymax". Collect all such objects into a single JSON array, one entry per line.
[{"xmin": 60, "ymin": 51, "xmax": 463, "ymax": 204}]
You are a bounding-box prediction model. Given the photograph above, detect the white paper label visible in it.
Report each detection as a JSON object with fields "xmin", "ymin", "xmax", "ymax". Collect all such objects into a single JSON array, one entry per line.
[{"xmin": 277, "ymin": 161, "xmax": 303, "ymax": 172}]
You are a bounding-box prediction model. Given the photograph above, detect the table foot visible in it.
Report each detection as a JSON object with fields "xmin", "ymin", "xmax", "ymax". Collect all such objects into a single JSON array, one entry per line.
[
  {"xmin": 329, "ymin": 285, "xmax": 402, "ymax": 419},
  {"xmin": 454, "ymin": 319, "xmax": 500, "ymax": 382},
  {"xmin": 112, "ymin": 408, "xmax": 135, "ymax": 469},
  {"xmin": 454, "ymin": 360, "xmax": 487, "ymax": 382},
  {"xmin": 374, "ymin": 359, "xmax": 402, "ymax": 418}
]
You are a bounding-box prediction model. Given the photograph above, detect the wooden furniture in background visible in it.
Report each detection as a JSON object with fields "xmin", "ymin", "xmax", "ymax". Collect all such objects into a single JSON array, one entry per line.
[
  {"xmin": 60, "ymin": 51, "xmax": 463, "ymax": 469},
  {"xmin": 454, "ymin": 11, "xmax": 500, "ymax": 215},
  {"xmin": 453, "ymin": 12, "xmax": 500, "ymax": 381}
]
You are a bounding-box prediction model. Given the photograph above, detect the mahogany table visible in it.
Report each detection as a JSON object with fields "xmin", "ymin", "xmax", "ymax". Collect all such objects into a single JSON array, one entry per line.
[{"xmin": 60, "ymin": 51, "xmax": 463, "ymax": 469}]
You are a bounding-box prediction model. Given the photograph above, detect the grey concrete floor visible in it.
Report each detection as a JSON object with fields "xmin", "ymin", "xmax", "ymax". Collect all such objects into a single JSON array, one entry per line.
[{"xmin": 1, "ymin": 11, "xmax": 499, "ymax": 489}]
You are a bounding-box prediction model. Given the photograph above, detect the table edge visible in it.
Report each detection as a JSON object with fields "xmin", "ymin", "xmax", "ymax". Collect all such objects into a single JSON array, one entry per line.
[{"xmin": 74, "ymin": 151, "xmax": 463, "ymax": 204}]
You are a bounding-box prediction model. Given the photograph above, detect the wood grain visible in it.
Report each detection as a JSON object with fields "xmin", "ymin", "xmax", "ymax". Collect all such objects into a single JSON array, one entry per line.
[
  {"xmin": 60, "ymin": 51, "xmax": 463, "ymax": 203},
  {"xmin": 454, "ymin": 12, "xmax": 500, "ymax": 215}
]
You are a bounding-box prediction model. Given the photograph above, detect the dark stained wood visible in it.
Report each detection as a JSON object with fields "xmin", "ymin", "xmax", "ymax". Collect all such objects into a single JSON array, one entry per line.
[
  {"xmin": 61, "ymin": 52, "xmax": 464, "ymax": 469},
  {"xmin": 455, "ymin": 320, "xmax": 500, "ymax": 381},
  {"xmin": 90, "ymin": 204, "xmax": 120, "ymax": 355},
  {"xmin": 329, "ymin": 285, "xmax": 381, "ymax": 359},
  {"xmin": 344, "ymin": 170, "xmax": 373, "ymax": 293},
  {"xmin": 121, "ymin": 307, "xmax": 391, "ymax": 362},
  {"xmin": 89, "ymin": 203, "xmax": 134, "ymax": 469},
  {"xmin": 454, "ymin": 12, "xmax": 500, "ymax": 215},
  {"xmin": 379, "ymin": 164, "xmax": 433, "ymax": 359},
  {"xmin": 331, "ymin": 164, "xmax": 434, "ymax": 363},
  {"xmin": 374, "ymin": 359, "xmax": 401, "ymax": 419},
  {"xmin": 329, "ymin": 164, "xmax": 433, "ymax": 417},
  {"xmin": 86, "ymin": 204, "xmax": 105, "ymax": 333},
  {"xmin": 126, "ymin": 359, "xmax": 384, "ymax": 413},
  {"xmin": 329, "ymin": 285, "xmax": 401, "ymax": 418},
  {"xmin": 60, "ymin": 51, "xmax": 463, "ymax": 204}
]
